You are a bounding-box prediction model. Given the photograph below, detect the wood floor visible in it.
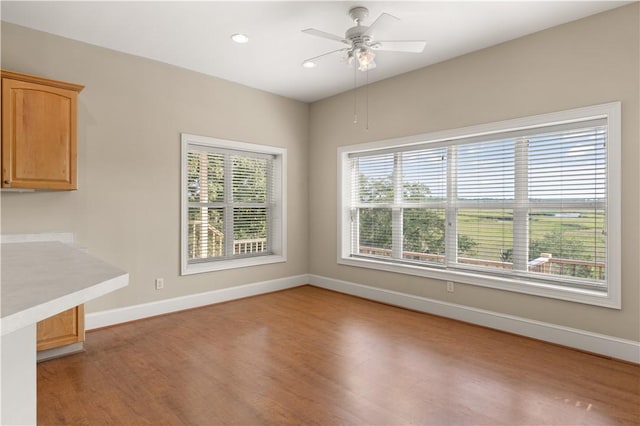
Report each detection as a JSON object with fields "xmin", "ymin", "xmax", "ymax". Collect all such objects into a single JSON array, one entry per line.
[{"xmin": 38, "ymin": 285, "xmax": 639, "ymax": 425}]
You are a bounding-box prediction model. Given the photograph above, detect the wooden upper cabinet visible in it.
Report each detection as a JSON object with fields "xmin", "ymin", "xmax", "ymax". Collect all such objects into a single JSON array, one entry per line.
[{"xmin": 1, "ymin": 70, "xmax": 84, "ymax": 190}]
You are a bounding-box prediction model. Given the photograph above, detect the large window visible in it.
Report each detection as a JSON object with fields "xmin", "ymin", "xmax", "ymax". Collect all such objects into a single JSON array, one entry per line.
[
  {"xmin": 338, "ymin": 103, "xmax": 621, "ymax": 308},
  {"xmin": 181, "ymin": 134, "xmax": 286, "ymax": 274}
]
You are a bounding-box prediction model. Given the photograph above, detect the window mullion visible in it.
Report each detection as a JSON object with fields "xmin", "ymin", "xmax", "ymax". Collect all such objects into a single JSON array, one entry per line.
[
  {"xmin": 351, "ymin": 160, "xmax": 360, "ymax": 256},
  {"xmin": 198, "ymin": 151, "xmax": 210, "ymax": 259},
  {"xmin": 224, "ymin": 155, "xmax": 234, "ymax": 257},
  {"xmin": 265, "ymin": 159, "xmax": 273, "ymax": 253},
  {"xmin": 446, "ymin": 146, "xmax": 457, "ymax": 266},
  {"xmin": 392, "ymin": 153, "xmax": 403, "ymax": 259},
  {"xmin": 513, "ymin": 138, "xmax": 529, "ymax": 271}
]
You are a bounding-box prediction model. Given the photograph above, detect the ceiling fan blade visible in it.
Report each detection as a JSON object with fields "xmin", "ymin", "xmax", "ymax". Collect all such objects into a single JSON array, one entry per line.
[
  {"xmin": 303, "ymin": 48, "xmax": 350, "ymax": 64},
  {"xmin": 302, "ymin": 28, "xmax": 349, "ymax": 44},
  {"xmin": 374, "ymin": 40, "xmax": 426, "ymax": 53},
  {"xmin": 362, "ymin": 13, "xmax": 399, "ymax": 37}
]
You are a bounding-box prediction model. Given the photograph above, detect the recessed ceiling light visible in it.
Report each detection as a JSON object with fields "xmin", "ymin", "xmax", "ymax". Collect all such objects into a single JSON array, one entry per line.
[
  {"xmin": 302, "ymin": 60, "xmax": 317, "ymax": 69},
  {"xmin": 231, "ymin": 33, "xmax": 249, "ymax": 44}
]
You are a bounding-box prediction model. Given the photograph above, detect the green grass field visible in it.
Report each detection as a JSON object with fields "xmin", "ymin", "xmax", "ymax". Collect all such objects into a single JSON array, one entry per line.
[{"xmin": 457, "ymin": 208, "xmax": 606, "ymax": 263}]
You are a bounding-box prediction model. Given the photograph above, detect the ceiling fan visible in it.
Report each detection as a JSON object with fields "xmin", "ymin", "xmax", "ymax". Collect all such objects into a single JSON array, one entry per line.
[{"xmin": 301, "ymin": 6, "xmax": 426, "ymax": 71}]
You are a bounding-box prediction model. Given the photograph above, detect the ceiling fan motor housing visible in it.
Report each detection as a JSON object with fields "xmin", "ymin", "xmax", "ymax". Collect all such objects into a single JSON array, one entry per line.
[{"xmin": 346, "ymin": 26, "xmax": 371, "ymax": 49}]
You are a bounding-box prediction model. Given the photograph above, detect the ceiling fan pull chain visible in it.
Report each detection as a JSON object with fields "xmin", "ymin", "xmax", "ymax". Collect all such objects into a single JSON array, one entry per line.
[
  {"xmin": 353, "ymin": 63, "xmax": 358, "ymax": 124},
  {"xmin": 365, "ymin": 68, "xmax": 369, "ymax": 131}
]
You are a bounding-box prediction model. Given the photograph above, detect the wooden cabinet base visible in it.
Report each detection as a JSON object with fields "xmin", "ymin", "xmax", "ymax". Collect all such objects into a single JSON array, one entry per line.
[{"xmin": 37, "ymin": 305, "xmax": 85, "ymax": 356}]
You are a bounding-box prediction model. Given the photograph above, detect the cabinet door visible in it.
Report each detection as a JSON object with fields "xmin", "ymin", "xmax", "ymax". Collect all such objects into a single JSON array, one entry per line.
[
  {"xmin": 1, "ymin": 78, "xmax": 78, "ymax": 190},
  {"xmin": 36, "ymin": 305, "xmax": 85, "ymax": 351}
]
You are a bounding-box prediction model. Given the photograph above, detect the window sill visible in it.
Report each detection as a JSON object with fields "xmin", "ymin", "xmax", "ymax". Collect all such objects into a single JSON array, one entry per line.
[
  {"xmin": 182, "ymin": 254, "xmax": 286, "ymax": 275},
  {"xmin": 337, "ymin": 256, "xmax": 620, "ymax": 309}
]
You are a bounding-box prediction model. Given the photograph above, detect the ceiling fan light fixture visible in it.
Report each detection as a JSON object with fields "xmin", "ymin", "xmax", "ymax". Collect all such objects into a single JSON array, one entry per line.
[
  {"xmin": 358, "ymin": 61, "xmax": 376, "ymax": 72},
  {"xmin": 345, "ymin": 51, "xmax": 355, "ymax": 66},
  {"xmin": 302, "ymin": 60, "xmax": 317, "ymax": 69},
  {"xmin": 357, "ymin": 47, "xmax": 376, "ymax": 71}
]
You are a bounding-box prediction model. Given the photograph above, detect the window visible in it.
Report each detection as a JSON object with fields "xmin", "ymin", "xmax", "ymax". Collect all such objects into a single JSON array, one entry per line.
[
  {"xmin": 181, "ymin": 134, "xmax": 286, "ymax": 274},
  {"xmin": 338, "ymin": 103, "xmax": 621, "ymax": 308}
]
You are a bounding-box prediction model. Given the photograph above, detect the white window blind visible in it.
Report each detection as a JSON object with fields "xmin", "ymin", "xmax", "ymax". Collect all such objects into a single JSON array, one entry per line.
[
  {"xmin": 181, "ymin": 134, "xmax": 286, "ymax": 274},
  {"xmin": 339, "ymin": 102, "xmax": 620, "ymax": 307}
]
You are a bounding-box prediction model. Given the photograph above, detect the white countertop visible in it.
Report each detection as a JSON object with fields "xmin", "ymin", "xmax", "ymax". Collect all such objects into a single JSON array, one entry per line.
[{"xmin": 1, "ymin": 241, "xmax": 128, "ymax": 335}]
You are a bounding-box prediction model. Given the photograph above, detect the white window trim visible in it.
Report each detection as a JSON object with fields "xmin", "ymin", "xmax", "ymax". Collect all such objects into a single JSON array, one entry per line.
[
  {"xmin": 181, "ymin": 133, "xmax": 287, "ymax": 275},
  {"xmin": 338, "ymin": 102, "xmax": 621, "ymax": 309}
]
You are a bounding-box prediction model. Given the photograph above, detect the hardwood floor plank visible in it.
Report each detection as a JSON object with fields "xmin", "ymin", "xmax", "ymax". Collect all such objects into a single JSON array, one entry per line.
[{"xmin": 38, "ymin": 285, "xmax": 640, "ymax": 425}]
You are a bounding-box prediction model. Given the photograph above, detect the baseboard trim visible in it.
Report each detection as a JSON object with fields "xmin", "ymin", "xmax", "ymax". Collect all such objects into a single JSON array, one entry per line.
[
  {"xmin": 37, "ymin": 342, "xmax": 84, "ymax": 362},
  {"xmin": 308, "ymin": 274, "xmax": 640, "ymax": 364},
  {"xmin": 86, "ymin": 274, "xmax": 308, "ymax": 330},
  {"xmin": 86, "ymin": 273, "xmax": 639, "ymax": 363}
]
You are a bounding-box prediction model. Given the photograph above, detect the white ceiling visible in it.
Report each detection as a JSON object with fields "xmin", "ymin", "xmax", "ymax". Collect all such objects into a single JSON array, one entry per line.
[{"xmin": 0, "ymin": 1, "xmax": 630, "ymax": 103}]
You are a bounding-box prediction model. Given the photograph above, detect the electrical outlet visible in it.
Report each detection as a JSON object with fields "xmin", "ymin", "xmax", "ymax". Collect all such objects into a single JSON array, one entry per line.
[
  {"xmin": 155, "ymin": 278, "xmax": 164, "ymax": 290},
  {"xmin": 446, "ymin": 281, "xmax": 455, "ymax": 293}
]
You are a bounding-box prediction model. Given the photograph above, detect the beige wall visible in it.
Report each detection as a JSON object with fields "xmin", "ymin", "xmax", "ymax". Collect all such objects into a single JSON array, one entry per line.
[
  {"xmin": 309, "ymin": 4, "xmax": 640, "ymax": 341},
  {"xmin": 0, "ymin": 22, "xmax": 310, "ymax": 312}
]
